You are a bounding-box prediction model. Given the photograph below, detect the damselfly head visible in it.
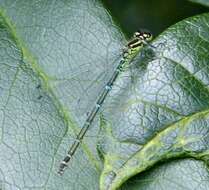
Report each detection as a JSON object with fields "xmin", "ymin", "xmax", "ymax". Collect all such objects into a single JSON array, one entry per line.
[{"xmin": 134, "ymin": 30, "xmax": 152, "ymax": 41}]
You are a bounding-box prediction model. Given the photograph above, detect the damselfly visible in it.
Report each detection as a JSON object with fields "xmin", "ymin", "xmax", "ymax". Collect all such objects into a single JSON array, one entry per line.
[{"xmin": 58, "ymin": 31, "xmax": 153, "ymax": 175}]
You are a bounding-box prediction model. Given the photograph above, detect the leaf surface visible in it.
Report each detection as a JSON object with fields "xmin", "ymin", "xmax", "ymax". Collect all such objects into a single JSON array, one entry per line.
[
  {"xmin": 0, "ymin": 0, "xmax": 124, "ymax": 189},
  {"xmin": 98, "ymin": 13, "xmax": 209, "ymax": 190},
  {"xmin": 0, "ymin": 1, "xmax": 209, "ymax": 190}
]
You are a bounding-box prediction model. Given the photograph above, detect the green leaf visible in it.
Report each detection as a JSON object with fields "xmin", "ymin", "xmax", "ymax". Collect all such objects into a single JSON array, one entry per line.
[
  {"xmin": 189, "ymin": 0, "xmax": 209, "ymax": 7},
  {"xmin": 98, "ymin": 13, "xmax": 209, "ymax": 190},
  {"xmin": 0, "ymin": 1, "xmax": 209, "ymax": 190},
  {"xmin": 0, "ymin": 0, "xmax": 124, "ymax": 189}
]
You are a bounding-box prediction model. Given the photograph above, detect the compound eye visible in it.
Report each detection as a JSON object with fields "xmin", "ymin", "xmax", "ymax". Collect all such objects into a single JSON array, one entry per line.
[
  {"xmin": 134, "ymin": 31, "xmax": 141, "ymax": 38},
  {"xmin": 143, "ymin": 33, "xmax": 148, "ymax": 38},
  {"xmin": 147, "ymin": 33, "xmax": 151, "ymax": 38},
  {"xmin": 144, "ymin": 32, "xmax": 152, "ymax": 40}
]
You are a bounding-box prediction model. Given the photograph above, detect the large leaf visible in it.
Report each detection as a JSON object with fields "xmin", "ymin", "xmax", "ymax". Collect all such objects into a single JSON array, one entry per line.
[
  {"xmin": 0, "ymin": 1, "xmax": 209, "ymax": 190},
  {"xmin": 0, "ymin": 0, "xmax": 124, "ymax": 189}
]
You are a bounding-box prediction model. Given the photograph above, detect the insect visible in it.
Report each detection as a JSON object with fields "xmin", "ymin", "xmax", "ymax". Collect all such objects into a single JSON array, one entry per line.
[{"xmin": 58, "ymin": 30, "xmax": 153, "ymax": 175}]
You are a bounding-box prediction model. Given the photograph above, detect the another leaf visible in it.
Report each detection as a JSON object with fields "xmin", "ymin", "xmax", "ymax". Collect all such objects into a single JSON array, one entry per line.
[{"xmin": 99, "ymin": 13, "xmax": 209, "ymax": 190}]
